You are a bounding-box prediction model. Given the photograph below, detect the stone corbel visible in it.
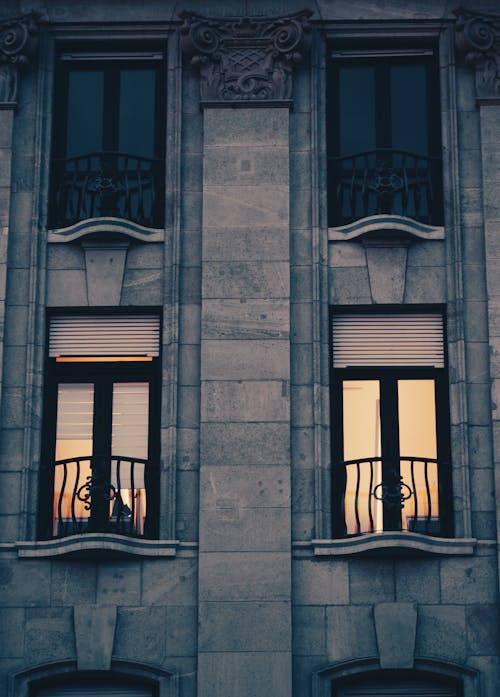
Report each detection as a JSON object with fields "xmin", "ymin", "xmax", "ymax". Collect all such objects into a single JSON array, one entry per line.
[
  {"xmin": 455, "ymin": 7, "xmax": 500, "ymax": 104},
  {"xmin": 0, "ymin": 11, "xmax": 42, "ymax": 107},
  {"xmin": 180, "ymin": 9, "xmax": 312, "ymax": 106}
]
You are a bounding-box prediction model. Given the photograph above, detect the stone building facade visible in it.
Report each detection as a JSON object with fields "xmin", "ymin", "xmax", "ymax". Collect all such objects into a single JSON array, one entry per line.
[{"xmin": 0, "ymin": 1, "xmax": 499, "ymax": 696}]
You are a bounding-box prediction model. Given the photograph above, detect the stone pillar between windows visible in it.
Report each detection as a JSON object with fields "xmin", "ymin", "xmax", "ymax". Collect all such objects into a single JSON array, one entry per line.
[
  {"xmin": 455, "ymin": 7, "xmax": 500, "ymax": 595},
  {"xmin": 0, "ymin": 12, "xmax": 40, "ymax": 419},
  {"xmin": 181, "ymin": 11, "xmax": 311, "ymax": 696}
]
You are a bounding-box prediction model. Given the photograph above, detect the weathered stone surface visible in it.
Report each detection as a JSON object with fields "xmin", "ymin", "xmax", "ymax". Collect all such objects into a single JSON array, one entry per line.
[
  {"xmin": 197, "ymin": 651, "xmax": 292, "ymax": 697},
  {"xmin": 293, "ymin": 559, "xmax": 349, "ymax": 605},
  {"xmin": 165, "ymin": 605, "xmax": 197, "ymax": 656},
  {"xmin": 203, "ymin": 109, "xmax": 289, "ymax": 147},
  {"xmin": 203, "ymin": 227, "xmax": 289, "ymax": 262},
  {"xmin": 200, "ymin": 466, "xmax": 290, "ymax": 508},
  {"xmin": 0, "ymin": 608, "xmax": 24, "ymax": 657},
  {"xmin": 201, "ymin": 339, "xmax": 289, "ymax": 380},
  {"xmin": 203, "ymin": 261, "xmax": 290, "ymax": 299},
  {"xmin": 440, "ymin": 556, "xmax": 498, "ymax": 603},
  {"xmin": 47, "ymin": 269, "xmax": 88, "ymax": 306},
  {"xmin": 200, "ymin": 422, "xmax": 290, "ymax": 464},
  {"xmin": 374, "ymin": 603, "xmax": 417, "ymax": 668},
  {"xmin": 349, "ymin": 560, "xmax": 395, "ymax": 603},
  {"xmin": 203, "ymin": 147, "xmax": 289, "ymax": 186},
  {"xmin": 202, "ymin": 298, "xmax": 289, "ymax": 339},
  {"xmin": 74, "ymin": 605, "xmax": 117, "ymax": 670},
  {"xmin": 0, "ymin": 559, "xmax": 50, "ymax": 606},
  {"xmin": 395, "ymin": 559, "xmax": 440, "ymax": 603},
  {"xmin": 114, "ymin": 606, "xmax": 166, "ymax": 663},
  {"xmin": 200, "ymin": 505, "xmax": 290, "ymax": 551},
  {"xmin": 204, "ymin": 186, "xmax": 289, "ymax": 228},
  {"xmin": 25, "ymin": 608, "xmax": 75, "ymax": 664},
  {"xmin": 202, "ymin": 380, "xmax": 289, "ymax": 422},
  {"xmin": 141, "ymin": 558, "xmax": 197, "ymax": 606},
  {"xmin": 199, "ymin": 601, "xmax": 291, "ymax": 651},
  {"xmin": 365, "ymin": 244, "xmax": 407, "ymax": 303},
  {"xmin": 51, "ymin": 562, "xmax": 97, "ymax": 605},
  {"xmin": 293, "ymin": 605, "xmax": 326, "ymax": 656},
  {"xmin": 326, "ymin": 606, "xmax": 377, "ymax": 662},
  {"xmin": 96, "ymin": 563, "xmax": 141, "ymax": 605},
  {"xmin": 466, "ymin": 604, "xmax": 500, "ymax": 656},
  {"xmin": 416, "ymin": 605, "xmax": 466, "ymax": 662}
]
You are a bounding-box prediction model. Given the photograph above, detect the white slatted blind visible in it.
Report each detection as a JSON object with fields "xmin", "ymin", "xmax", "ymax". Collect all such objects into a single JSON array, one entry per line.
[
  {"xmin": 332, "ymin": 313, "xmax": 444, "ymax": 368},
  {"xmin": 49, "ymin": 315, "xmax": 160, "ymax": 357}
]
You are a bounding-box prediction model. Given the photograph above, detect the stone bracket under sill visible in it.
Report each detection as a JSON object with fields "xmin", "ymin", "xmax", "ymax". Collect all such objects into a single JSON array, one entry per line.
[
  {"xmin": 307, "ymin": 533, "xmax": 477, "ymax": 557},
  {"xmin": 13, "ymin": 535, "xmax": 195, "ymax": 559},
  {"xmin": 47, "ymin": 217, "xmax": 164, "ymax": 243},
  {"xmin": 329, "ymin": 214, "xmax": 445, "ymax": 242}
]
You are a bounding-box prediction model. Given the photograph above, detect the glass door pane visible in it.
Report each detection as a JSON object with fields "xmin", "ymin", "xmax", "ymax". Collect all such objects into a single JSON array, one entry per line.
[
  {"xmin": 398, "ymin": 379, "xmax": 439, "ymax": 533},
  {"xmin": 54, "ymin": 383, "xmax": 94, "ymax": 534},
  {"xmin": 342, "ymin": 380, "xmax": 382, "ymax": 534},
  {"xmin": 66, "ymin": 70, "xmax": 104, "ymax": 158},
  {"xmin": 111, "ymin": 382, "xmax": 149, "ymax": 534}
]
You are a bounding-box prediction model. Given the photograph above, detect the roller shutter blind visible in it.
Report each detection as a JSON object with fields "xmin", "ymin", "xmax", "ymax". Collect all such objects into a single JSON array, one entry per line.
[
  {"xmin": 332, "ymin": 313, "xmax": 444, "ymax": 368},
  {"xmin": 48, "ymin": 315, "xmax": 160, "ymax": 357}
]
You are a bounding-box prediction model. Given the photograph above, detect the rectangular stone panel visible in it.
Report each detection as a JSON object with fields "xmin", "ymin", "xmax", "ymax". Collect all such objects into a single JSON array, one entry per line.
[
  {"xmin": 201, "ymin": 340, "xmax": 289, "ymax": 380},
  {"xmin": 202, "ymin": 380, "xmax": 289, "ymax": 422},
  {"xmin": 200, "ymin": 422, "xmax": 290, "ymax": 465},
  {"xmin": 202, "ymin": 261, "xmax": 290, "ymax": 299}
]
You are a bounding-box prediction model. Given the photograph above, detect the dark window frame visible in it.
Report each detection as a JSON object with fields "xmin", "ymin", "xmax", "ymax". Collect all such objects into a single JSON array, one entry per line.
[
  {"xmin": 327, "ymin": 44, "xmax": 443, "ymax": 226},
  {"xmin": 37, "ymin": 314, "xmax": 161, "ymax": 541},
  {"xmin": 329, "ymin": 306, "xmax": 453, "ymax": 539},
  {"xmin": 49, "ymin": 44, "xmax": 166, "ymax": 229}
]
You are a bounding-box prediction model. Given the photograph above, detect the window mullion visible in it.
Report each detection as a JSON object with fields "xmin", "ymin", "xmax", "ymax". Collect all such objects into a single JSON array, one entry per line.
[
  {"xmin": 380, "ymin": 376, "xmax": 401, "ymax": 530},
  {"xmin": 88, "ymin": 378, "xmax": 113, "ymax": 532}
]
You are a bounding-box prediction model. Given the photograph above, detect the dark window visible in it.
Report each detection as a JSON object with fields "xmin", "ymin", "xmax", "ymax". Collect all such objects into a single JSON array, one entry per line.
[
  {"xmin": 38, "ymin": 315, "xmax": 161, "ymax": 540},
  {"xmin": 50, "ymin": 48, "xmax": 165, "ymax": 229},
  {"xmin": 327, "ymin": 48, "xmax": 443, "ymax": 226},
  {"xmin": 330, "ymin": 310, "xmax": 452, "ymax": 538},
  {"xmin": 332, "ymin": 671, "xmax": 460, "ymax": 696}
]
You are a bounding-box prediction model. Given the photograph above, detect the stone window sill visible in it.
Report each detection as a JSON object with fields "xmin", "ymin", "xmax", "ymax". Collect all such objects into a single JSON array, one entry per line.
[
  {"xmin": 13, "ymin": 534, "xmax": 185, "ymax": 559},
  {"xmin": 309, "ymin": 532, "xmax": 477, "ymax": 557}
]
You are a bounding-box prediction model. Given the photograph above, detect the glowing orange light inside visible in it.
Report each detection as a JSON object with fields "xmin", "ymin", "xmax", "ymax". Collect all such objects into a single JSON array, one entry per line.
[{"xmin": 56, "ymin": 356, "xmax": 153, "ymax": 363}]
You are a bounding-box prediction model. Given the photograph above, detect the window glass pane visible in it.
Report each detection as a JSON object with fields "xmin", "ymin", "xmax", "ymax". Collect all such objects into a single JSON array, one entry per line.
[
  {"xmin": 119, "ymin": 69, "xmax": 156, "ymax": 157},
  {"xmin": 66, "ymin": 70, "xmax": 103, "ymax": 158},
  {"xmin": 338, "ymin": 66, "xmax": 376, "ymax": 155},
  {"xmin": 54, "ymin": 384, "xmax": 94, "ymax": 534},
  {"xmin": 398, "ymin": 379, "xmax": 440, "ymax": 532},
  {"xmin": 111, "ymin": 382, "xmax": 149, "ymax": 534},
  {"xmin": 343, "ymin": 380, "xmax": 382, "ymax": 534},
  {"xmin": 390, "ymin": 64, "xmax": 428, "ymax": 154}
]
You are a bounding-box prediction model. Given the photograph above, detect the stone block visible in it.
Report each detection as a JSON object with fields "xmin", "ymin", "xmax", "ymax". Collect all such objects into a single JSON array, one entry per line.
[
  {"xmin": 181, "ymin": 113, "xmax": 203, "ymax": 153},
  {"xmin": 291, "ymin": 149, "xmax": 312, "ymax": 192},
  {"xmin": 293, "ymin": 605, "xmax": 326, "ymax": 656},
  {"xmin": 200, "ymin": 465, "xmax": 290, "ymax": 509},
  {"xmin": 202, "ymin": 226, "xmax": 289, "ymax": 262},
  {"xmin": 25, "ymin": 608, "xmax": 75, "ymax": 664},
  {"xmin": 291, "ymin": 344, "xmax": 313, "ymax": 385},
  {"xmin": 204, "ymin": 185, "xmax": 289, "ymax": 228},
  {"xmin": 141, "ymin": 558, "xmax": 197, "ymax": 606},
  {"xmin": 0, "ymin": 559, "xmax": 51, "ymax": 606},
  {"xmin": 403, "ymin": 266, "xmax": 446, "ymax": 303},
  {"xmin": 74, "ymin": 605, "xmax": 117, "ymax": 670},
  {"xmin": 182, "ymin": 151, "xmax": 203, "ymax": 191},
  {"xmin": 114, "ymin": 606, "xmax": 166, "ymax": 664},
  {"xmin": 292, "ymin": 512, "xmax": 315, "ymax": 540},
  {"xmin": 177, "ymin": 385, "xmax": 199, "ymax": 429},
  {"xmin": 464, "ymin": 301, "xmax": 489, "ymax": 342},
  {"xmin": 47, "ymin": 245, "xmax": 85, "ymax": 270},
  {"xmin": 202, "ymin": 380, "xmax": 289, "ymax": 422},
  {"xmin": 326, "ymin": 605, "xmax": 377, "ymax": 662},
  {"xmin": 290, "ymin": 186, "xmax": 312, "ymax": 230},
  {"xmin": 181, "ymin": 190, "xmax": 203, "ymax": 230},
  {"xmin": 291, "ymin": 468, "xmax": 315, "ymax": 513},
  {"xmin": 0, "ymin": 387, "xmax": 24, "ymax": 430},
  {"xmin": 179, "ymin": 304, "xmax": 201, "ymax": 343},
  {"xmin": 0, "ymin": 609, "xmax": 24, "ymax": 657},
  {"xmin": 291, "ymin": 385, "xmax": 314, "ymax": 427},
  {"xmin": 198, "ymin": 651, "xmax": 292, "ymax": 697},
  {"xmin": 366, "ymin": 244, "xmax": 407, "ymax": 303},
  {"xmin": 1, "ymin": 343, "xmax": 26, "ymax": 387},
  {"xmin": 47, "ymin": 269, "xmax": 88, "ymax": 306},
  {"xmin": 329, "ymin": 266, "xmax": 371, "ymax": 303},
  {"xmin": 3, "ymin": 305, "xmax": 27, "ymax": 346},
  {"xmin": 200, "ymin": 505, "xmax": 290, "ymax": 552},
  {"xmin": 200, "ymin": 422, "xmax": 290, "ymax": 465},
  {"xmin": 471, "ymin": 511, "xmax": 497, "ymax": 539},
  {"xmin": 290, "ymin": 265, "xmax": 313, "ymax": 302},
  {"xmin": 349, "ymin": 559, "xmax": 395, "ymax": 603},
  {"xmin": 290, "ymin": 227, "xmax": 313, "ymax": 265},
  {"xmin": 0, "ymin": 428, "xmax": 23, "ymax": 468},
  {"xmin": 175, "ymin": 469, "xmax": 198, "ymax": 515},
  {"xmin": 291, "ymin": 302, "xmax": 313, "ymax": 344},
  {"xmin": 51, "ymin": 562, "xmax": 97, "ymax": 605},
  {"xmin": 204, "ymin": 108, "xmax": 288, "ymax": 147},
  {"xmin": 203, "ymin": 261, "xmax": 289, "ymax": 300},
  {"xmin": 165, "ymin": 605, "xmax": 197, "ymax": 656},
  {"xmin": 198, "ymin": 601, "xmax": 291, "ymax": 652},
  {"xmin": 180, "ymin": 228, "xmax": 202, "ymax": 268},
  {"xmin": 198, "ymin": 551, "xmax": 291, "ymax": 602},
  {"xmin": 120, "ymin": 268, "xmax": 162, "ymax": 305},
  {"xmin": 6, "ymin": 268, "xmax": 30, "ymax": 305},
  {"xmin": 291, "ymin": 427, "xmax": 315, "ymax": 467},
  {"xmin": 467, "ymin": 383, "xmax": 493, "ymax": 426},
  {"xmin": 463, "ymin": 263, "xmax": 488, "ymax": 301},
  {"xmin": 293, "ymin": 559, "xmax": 349, "ymax": 605},
  {"xmin": 179, "ymin": 344, "xmax": 201, "ymax": 386},
  {"xmin": 176, "ymin": 427, "xmax": 200, "ymax": 470},
  {"xmin": 465, "ymin": 341, "xmax": 490, "ymax": 383},
  {"xmin": 83, "ymin": 243, "xmax": 128, "ymax": 306},
  {"xmin": 202, "ymin": 298, "xmax": 289, "ymax": 340},
  {"xmin": 407, "ymin": 240, "xmax": 445, "ymax": 267},
  {"xmin": 0, "ymin": 473, "xmax": 20, "ymax": 513},
  {"xmin": 125, "ymin": 244, "xmax": 163, "ymax": 269},
  {"xmin": 201, "ymin": 339, "xmax": 289, "ymax": 380},
  {"xmin": 466, "ymin": 604, "xmax": 500, "ymax": 656},
  {"xmin": 415, "ymin": 605, "xmax": 466, "ymax": 662},
  {"xmin": 96, "ymin": 562, "xmax": 141, "ymax": 605},
  {"xmin": 204, "ymin": 146, "xmax": 289, "ymax": 186},
  {"xmin": 395, "ymin": 559, "xmax": 440, "ymax": 603},
  {"xmin": 440, "ymin": 556, "xmax": 498, "ymax": 604},
  {"xmin": 328, "ymin": 243, "xmax": 368, "ymax": 269},
  {"xmin": 374, "ymin": 603, "xmax": 417, "ymax": 668},
  {"xmin": 470, "ymin": 467, "xmax": 495, "ymax": 512},
  {"xmin": 179, "ymin": 266, "xmax": 201, "ymax": 304}
]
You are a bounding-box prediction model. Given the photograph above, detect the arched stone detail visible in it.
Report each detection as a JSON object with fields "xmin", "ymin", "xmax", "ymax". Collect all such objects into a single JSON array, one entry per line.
[
  {"xmin": 9, "ymin": 659, "xmax": 179, "ymax": 697},
  {"xmin": 454, "ymin": 7, "xmax": 500, "ymax": 103},
  {"xmin": 0, "ymin": 11, "xmax": 42, "ymax": 106}
]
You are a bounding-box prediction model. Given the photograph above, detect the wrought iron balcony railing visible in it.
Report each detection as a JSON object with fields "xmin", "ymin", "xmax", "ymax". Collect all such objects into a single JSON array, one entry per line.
[
  {"xmin": 333, "ymin": 456, "xmax": 445, "ymax": 537},
  {"xmin": 50, "ymin": 152, "xmax": 164, "ymax": 229},
  {"xmin": 51, "ymin": 455, "xmax": 149, "ymax": 538},
  {"xmin": 328, "ymin": 148, "xmax": 442, "ymax": 227}
]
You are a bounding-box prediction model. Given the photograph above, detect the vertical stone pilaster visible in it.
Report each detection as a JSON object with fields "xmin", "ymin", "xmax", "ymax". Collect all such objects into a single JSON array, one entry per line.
[{"xmin": 182, "ymin": 11, "xmax": 311, "ymax": 696}]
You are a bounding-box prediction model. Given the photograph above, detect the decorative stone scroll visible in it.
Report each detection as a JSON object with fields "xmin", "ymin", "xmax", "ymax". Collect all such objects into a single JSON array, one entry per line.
[
  {"xmin": 180, "ymin": 10, "xmax": 312, "ymax": 105},
  {"xmin": 455, "ymin": 7, "xmax": 500, "ymax": 103},
  {"xmin": 0, "ymin": 11, "xmax": 41, "ymax": 106}
]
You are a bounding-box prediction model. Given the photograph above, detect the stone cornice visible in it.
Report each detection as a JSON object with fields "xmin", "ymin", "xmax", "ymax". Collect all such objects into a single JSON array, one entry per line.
[
  {"xmin": 180, "ymin": 10, "xmax": 312, "ymax": 105},
  {"xmin": 454, "ymin": 7, "xmax": 500, "ymax": 103},
  {"xmin": 0, "ymin": 11, "xmax": 42, "ymax": 105}
]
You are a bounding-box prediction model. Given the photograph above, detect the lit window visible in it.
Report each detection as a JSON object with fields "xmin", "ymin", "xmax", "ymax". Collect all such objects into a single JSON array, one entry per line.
[
  {"xmin": 327, "ymin": 48, "xmax": 443, "ymax": 226},
  {"xmin": 331, "ymin": 311, "xmax": 452, "ymax": 537},
  {"xmin": 38, "ymin": 315, "xmax": 161, "ymax": 539},
  {"xmin": 50, "ymin": 48, "xmax": 165, "ymax": 229}
]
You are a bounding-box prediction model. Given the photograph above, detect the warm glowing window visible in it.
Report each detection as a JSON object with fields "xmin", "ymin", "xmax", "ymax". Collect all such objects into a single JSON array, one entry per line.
[
  {"xmin": 38, "ymin": 314, "xmax": 161, "ymax": 540},
  {"xmin": 331, "ymin": 311, "xmax": 452, "ymax": 537}
]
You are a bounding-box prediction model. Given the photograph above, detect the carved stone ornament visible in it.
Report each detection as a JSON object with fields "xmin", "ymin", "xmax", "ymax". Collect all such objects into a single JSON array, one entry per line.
[
  {"xmin": 180, "ymin": 10, "xmax": 312, "ymax": 105},
  {"xmin": 0, "ymin": 11, "xmax": 41, "ymax": 105},
  {"xmin": 455, "ymin": 7, "xmax": 500, "ymax": 103}
]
